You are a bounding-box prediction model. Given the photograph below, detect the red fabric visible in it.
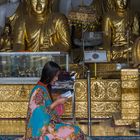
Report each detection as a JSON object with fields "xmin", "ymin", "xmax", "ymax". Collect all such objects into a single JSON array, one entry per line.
[
  {"xmin": 37, "ymin": 81, "xmax": 47, "ymax": 88},
  {"xmin": 55, "ymin": 104, "xmax": 64, "ymax": 116}
]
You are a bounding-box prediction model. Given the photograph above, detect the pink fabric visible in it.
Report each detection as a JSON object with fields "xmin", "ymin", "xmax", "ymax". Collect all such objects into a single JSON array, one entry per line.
[
  {"xmin": 56, "ymin": 126, "xmax": 74, "ymax": 138},
  {"xmin": 41, "ymin": 127, "xmax": 74, "ymax": 140},
  {"xmin": 30, "ymin": 90, "xmax": 40, "ymax": 113},
  {"xmin": 55, "ymin": 104, "xmax": 64, "ymax": 116}
]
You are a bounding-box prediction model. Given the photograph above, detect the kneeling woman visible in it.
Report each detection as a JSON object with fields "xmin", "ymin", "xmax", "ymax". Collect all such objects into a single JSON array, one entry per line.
[{"xmin": 25, "ymin": 61, "xmax": 87, "ymax": 140}]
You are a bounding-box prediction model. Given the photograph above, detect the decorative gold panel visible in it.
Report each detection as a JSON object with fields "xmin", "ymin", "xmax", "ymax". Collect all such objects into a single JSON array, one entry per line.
[
  {"xmin": 121, "ymin": 81, "xmax": 139, "ymax": 88},
  {"xmin": 121, "ymin": 101, "xmax": 139, "ymax": 109},
  {"xmin": 122, "ymin": 109, "xmax": 139, "ymax": 114},
  {"xmin": 96, "ymin": 63, "xmax": 117, "ymax": 72},
  {"xmin": 121, "ymin": 69, "xmax": 139, "ymax": 80},
  {"xmin": 74, "ymin": 79, "xmax": 121, "ymax": 118},
  {"xmin": 0, "ymin": 78, "xmax": 122, "ymax": 119},
  {"xmin": 75, "ymin": 102, "xmax": 121, "ymax": 118},
  {"xmin": 0, "ymin": 102, "xmax": 28, "ymax": 118},
  {"xmin": 63, "ymin": 99, "xmax": 72, "ymax": 116},
  {"xmin": 115, "ymin": 68, "xmax": 140, "ymax": 125},
  {"xmin": 75, "ymin": 79, "xmax": 121, "ymax": 101},
  {"xmin": 75, "ymin": 102, "xmax": 87, "ymax": 118},
  {"xmin": 92, "ymin": 113, "xmax": 112, "ymax": 118},
  {"xmin": 92, "ymin": 80, "xmax": 121, "ymax": 101},
  {"xmin": 0, "ymin": 85, "xmax": 34, "ymax": 101},
  {"xmin": 74, "ymin": 79, "xmax": 87, "ymax": 101},
  {"xmin": 122, "ymin": 114, "xmax": 139, "ymax": 120},
  {"xmin": 122, "ymin": 93, "xmax": 139, "ymax": 100},
  {"xmin": 90, "ymin": 63, "xmax": 119, "ymax": 78},
  {"xmin": 91, "ymin": 80, "xmax": 106, "ymax": 100},
  {"xmin": 92, "ymin": 102, "xmax": 121, "ymax": 113}
]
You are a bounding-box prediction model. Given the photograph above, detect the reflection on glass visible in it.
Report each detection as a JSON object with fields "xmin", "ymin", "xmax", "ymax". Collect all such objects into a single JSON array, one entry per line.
[{"xmin": 0, "ymin": 53, "xmax": 67, "ymax": 77}]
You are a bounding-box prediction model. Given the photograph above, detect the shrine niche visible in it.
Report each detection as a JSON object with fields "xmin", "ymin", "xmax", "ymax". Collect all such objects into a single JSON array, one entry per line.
[{"xmin": 0, "ymin": 0, "xmax": 140, "ymax": 137}]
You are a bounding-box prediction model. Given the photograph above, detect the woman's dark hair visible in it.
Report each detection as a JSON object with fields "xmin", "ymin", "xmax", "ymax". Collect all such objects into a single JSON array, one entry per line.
[{"xmin": 40, "ymin": 61, "xmax": 61, "ymax": 84}]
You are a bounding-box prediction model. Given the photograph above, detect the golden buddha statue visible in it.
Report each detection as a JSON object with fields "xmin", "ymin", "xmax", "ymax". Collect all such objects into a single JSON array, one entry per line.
[
  {"xmin": 103, "ymin": 0, "xmax": 139, "ymax": 63},
  {"xmin": 0, "ymin": 23, "xmax": 13, "ymax": 52},
  {"xmin": 13, "ymin": 0, "xmax": 71, "ymax": 52}
]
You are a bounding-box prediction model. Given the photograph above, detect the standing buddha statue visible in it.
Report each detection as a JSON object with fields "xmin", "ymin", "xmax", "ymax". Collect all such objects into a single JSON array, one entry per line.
[
  {"xmin": 103, "ymin": 0, "xmax": 139, "ymax": 63},
  {"xmin": 13, "ymin": 0, "xmax": 71, "ymax": 52}
]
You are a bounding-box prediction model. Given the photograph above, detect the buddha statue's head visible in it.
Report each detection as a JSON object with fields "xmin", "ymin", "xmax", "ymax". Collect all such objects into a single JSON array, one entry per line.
[
  {"xmin": 115, "ymin": 0, "xmax": 128, "ymax": 10},
  {"xmin": 26, "ymin": 0, "xmax": 52, "ymax": 15}
]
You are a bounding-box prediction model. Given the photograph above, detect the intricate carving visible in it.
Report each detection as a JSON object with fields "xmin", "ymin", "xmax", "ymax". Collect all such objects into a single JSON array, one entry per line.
[
  {"xmin": 92, "ymin": 80, "xmax": 106, "ymax": 100},
  {"xmin": 122, "ymin": 101, "xmax": 139, "ymax": 109},
  {"xmin": 114, "ymin": 69, "xmax": 140, "ymax": 125},
  {"xmin": 74, "ymin": 80, "xmax": 87, "ymax": 101},
  {"xmin": 0, "ymin": 85, "xmax": 34, "ymax": 101},
  {"xmin": 92, "ymin": 102, "xmax": 121, "ymax": 113},
  {"xmin": 74, "ymin": 79, "xmax": 121, "ymax": 118},
  {"xmin": 122, "ymin": 81, "xmax": 139, "ymax": 88},
  {"xmin": 0, "ymin": 79, "xmax": 123, "ymax": 120},
  {"xmin": 121, "ymin": 69, "xmax": 139, "ymax": 81},
  {"xmin": 63, "ymin": 99, "xmax": 72, "ymax": 116},
  {"xmin": 92, "ymin": 80, "xmax": 121, "ymax": 100},
  {"xmin": 0, "ymin": 102, "xmax": 28, "ymax": 118},
  {"xmin": 122, "ymin": 93, "xmax": 139, "ymax": 100}
]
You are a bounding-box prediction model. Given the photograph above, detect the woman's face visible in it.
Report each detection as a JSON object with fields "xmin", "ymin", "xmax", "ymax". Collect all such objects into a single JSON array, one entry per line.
[
  {"xmin": 50, "ymin": 71, "xmax": 60, "ymax": 85},
  {"xmin": 116, "ymin": 0, "xmax": 127, "ymax": 10},
  {"xmin": 31, "ymin": 0, "xmax": 48, "ymax": 14}
]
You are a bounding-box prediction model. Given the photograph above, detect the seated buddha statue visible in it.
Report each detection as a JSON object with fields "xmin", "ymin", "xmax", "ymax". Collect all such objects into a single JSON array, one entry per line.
[
  {"xmin": 0, "ymin": 0, "xmax": 20, "ymax": 35},
  {"xmin": 13, "ymin": 0, "xmax": 71, "ymax": 52},
  {"xmin": 103, "ymin": 0, "xmax": 139, "ymax": 63}
]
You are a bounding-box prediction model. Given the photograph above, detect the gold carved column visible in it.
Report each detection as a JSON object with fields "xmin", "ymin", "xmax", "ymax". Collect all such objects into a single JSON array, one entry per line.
[{"xmin": 114, "ymin": 69, "xmax": 140, "ymax": 125}]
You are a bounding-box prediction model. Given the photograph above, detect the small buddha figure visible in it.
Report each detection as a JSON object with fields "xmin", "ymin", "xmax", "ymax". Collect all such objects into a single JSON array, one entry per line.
[
  {"xmin": 0, "ymin": 0, "xmax": 20, "ymax": 34},
  {"xmin": 0, "ymin": 23, "xmax": 13, "ymax": 52},
  {"xmin": 13, "ymin": 0, "xmax": 71, "ymax": 52},
  {"xmin": 103, "ymin": 0, "xmax": 139, "ymax": 63}
]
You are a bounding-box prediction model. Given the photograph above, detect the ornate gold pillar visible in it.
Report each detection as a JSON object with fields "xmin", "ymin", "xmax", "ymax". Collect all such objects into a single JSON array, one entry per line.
[{"xmin": 114, "ymin": 69, "xmax": 140, "ymax": 125}]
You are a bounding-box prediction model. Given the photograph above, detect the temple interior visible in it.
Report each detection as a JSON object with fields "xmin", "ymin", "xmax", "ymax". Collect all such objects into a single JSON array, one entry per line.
[{"xmin": 0, "ymin": 0, "xmax": 140, "ymax": 139}]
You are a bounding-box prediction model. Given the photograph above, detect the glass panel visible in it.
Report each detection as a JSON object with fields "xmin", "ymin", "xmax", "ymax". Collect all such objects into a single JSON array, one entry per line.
[{"xmin": 0, "ymin": 52, "xmax": 68, "ymax": 77}]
